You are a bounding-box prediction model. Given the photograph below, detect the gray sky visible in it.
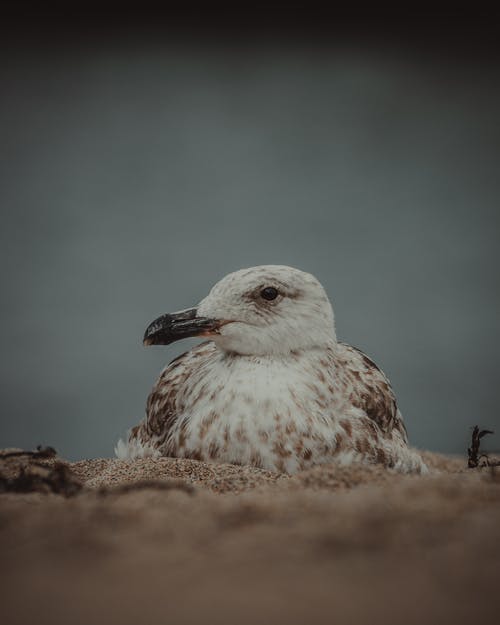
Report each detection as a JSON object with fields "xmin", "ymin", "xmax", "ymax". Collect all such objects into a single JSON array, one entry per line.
[{"xmin": 1, "ymin": 34, "xmax": 499, "ymax": 460}]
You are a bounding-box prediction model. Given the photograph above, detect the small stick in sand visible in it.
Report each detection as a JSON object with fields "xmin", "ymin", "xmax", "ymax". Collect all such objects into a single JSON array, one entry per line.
[
  {"xmin": 467, "ymin": 426, "xmax": 499, "ymax": 468},
  {"xmin": 0, "ymin": 445, "xmax": 57, "ymax": 460},
  {"xmin": 0, "ymin": 461, "xmax": 83, "ymax": 497}
]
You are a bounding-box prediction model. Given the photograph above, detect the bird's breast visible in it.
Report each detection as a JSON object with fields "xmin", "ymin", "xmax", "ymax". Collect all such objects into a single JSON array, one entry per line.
[{"xmin": 164, "ymin": 352, "xmax": 345, "ymax": 472}]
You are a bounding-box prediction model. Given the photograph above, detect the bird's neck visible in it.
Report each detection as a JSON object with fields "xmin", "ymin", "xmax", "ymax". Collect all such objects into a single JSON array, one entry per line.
[{"xmin": 216, "ymin": 340, "xmax": 337, "ymax": 363}]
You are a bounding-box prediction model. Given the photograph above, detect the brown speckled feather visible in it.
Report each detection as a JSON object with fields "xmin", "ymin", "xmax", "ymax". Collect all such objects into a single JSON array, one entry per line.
[
  {"xmin": 133, "ymin": 342, "xmax": 216, "ymax": 450},
  {"xmin": 337, "ymin": 343, "xmax": 408, "ymax": 443}
]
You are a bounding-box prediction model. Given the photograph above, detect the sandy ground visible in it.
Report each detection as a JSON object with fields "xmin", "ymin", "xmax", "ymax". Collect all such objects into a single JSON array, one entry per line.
[{"xmin": 1, "ymin": 449, "xmax": 499, "ymax": 625}]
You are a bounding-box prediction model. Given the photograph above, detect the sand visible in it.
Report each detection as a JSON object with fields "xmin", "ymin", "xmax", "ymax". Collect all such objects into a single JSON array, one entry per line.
[{"xmin": 1, "ymin": 449, "xmax": 499, "ymax": 625}]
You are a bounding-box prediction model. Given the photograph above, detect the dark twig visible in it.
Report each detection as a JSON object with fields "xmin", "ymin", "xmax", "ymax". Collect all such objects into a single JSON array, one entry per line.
[
  {"xmin": 0, "ymin": 445, "xmax": 57, "ymax": 460},
  {"xmin": 0, "ymin": 461, "xmax": 83, "ymax": 497},
  {"xmin": 0, "ymin": 445, "xmax": 81, "ymax": 497},
  {"xmin": 468, "ymin": 426, "xmax": 498, "ymax": 468},
  {"xmin": 0, "ymin": 446, "xmax": 195, "ymax": 498}
]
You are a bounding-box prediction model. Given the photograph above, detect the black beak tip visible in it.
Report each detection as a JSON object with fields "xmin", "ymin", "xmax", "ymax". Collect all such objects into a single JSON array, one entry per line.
[
  {"xmin": 142, "ymin": 313, "xmax": 174, "ymax": 346},
  {"xmin": 142, "ymin": 324, "xmax": 158, "ymax": 346}
]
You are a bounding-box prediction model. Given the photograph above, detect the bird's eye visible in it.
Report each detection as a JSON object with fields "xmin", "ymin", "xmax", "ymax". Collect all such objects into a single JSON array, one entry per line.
[{"xmin": 260, "ymin": 287, "xmax": 279, "ymax": 301}]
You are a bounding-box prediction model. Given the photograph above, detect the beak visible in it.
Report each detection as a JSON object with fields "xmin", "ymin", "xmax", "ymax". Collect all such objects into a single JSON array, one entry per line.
[{"xmin": 143, "ymin": 308, "xmax": 221, "ymax": 346}]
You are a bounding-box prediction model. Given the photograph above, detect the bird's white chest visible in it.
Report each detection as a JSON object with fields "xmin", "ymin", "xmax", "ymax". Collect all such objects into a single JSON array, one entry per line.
[{"xmin": 165, "ymin": 352, "xmax": 345, "ymax": 472}]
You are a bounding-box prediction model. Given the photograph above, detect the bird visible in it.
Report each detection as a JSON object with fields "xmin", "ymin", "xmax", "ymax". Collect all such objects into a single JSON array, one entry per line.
[{"xmin": 116, "ymin": 265, "xmax": 427, "ymax": 474}]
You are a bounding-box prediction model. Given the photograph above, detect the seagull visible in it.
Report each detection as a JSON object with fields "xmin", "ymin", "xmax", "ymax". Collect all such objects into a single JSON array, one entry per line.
[{"xmin": 116, "ymin": 265, "xmax": 427, "ymax": 474}]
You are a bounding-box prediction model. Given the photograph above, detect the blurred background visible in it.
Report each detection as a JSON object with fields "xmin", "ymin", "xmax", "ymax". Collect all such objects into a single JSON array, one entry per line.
[{"xmin": 1, "ymin": 12, "xmax": 499, "ymax": 460}]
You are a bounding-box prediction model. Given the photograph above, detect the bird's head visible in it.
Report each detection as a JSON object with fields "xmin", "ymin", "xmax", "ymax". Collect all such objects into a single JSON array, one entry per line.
[{"xmin": 143, "ymin": 265, "xmax": 336, "ymax": 356}]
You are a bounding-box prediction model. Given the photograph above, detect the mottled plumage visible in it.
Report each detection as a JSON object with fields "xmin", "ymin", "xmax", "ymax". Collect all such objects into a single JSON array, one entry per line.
[{"xmin": 116, "ymin": 266, "xmax": 426, "ymax": 474}]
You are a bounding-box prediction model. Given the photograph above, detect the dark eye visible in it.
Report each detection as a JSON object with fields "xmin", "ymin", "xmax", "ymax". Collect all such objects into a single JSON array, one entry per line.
[{"xmin": 260, "ymin": 287, "xmax": 279, "ymax": 301}]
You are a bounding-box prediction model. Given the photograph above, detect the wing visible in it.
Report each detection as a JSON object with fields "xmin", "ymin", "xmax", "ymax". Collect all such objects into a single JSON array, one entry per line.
[
  {"xmin": 129, "ymin": 341, "xmax": 217, "ymax": 451},
  {"xmin": 337, "ymin": 342, "xmax": 408, "ymax": 442}
]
